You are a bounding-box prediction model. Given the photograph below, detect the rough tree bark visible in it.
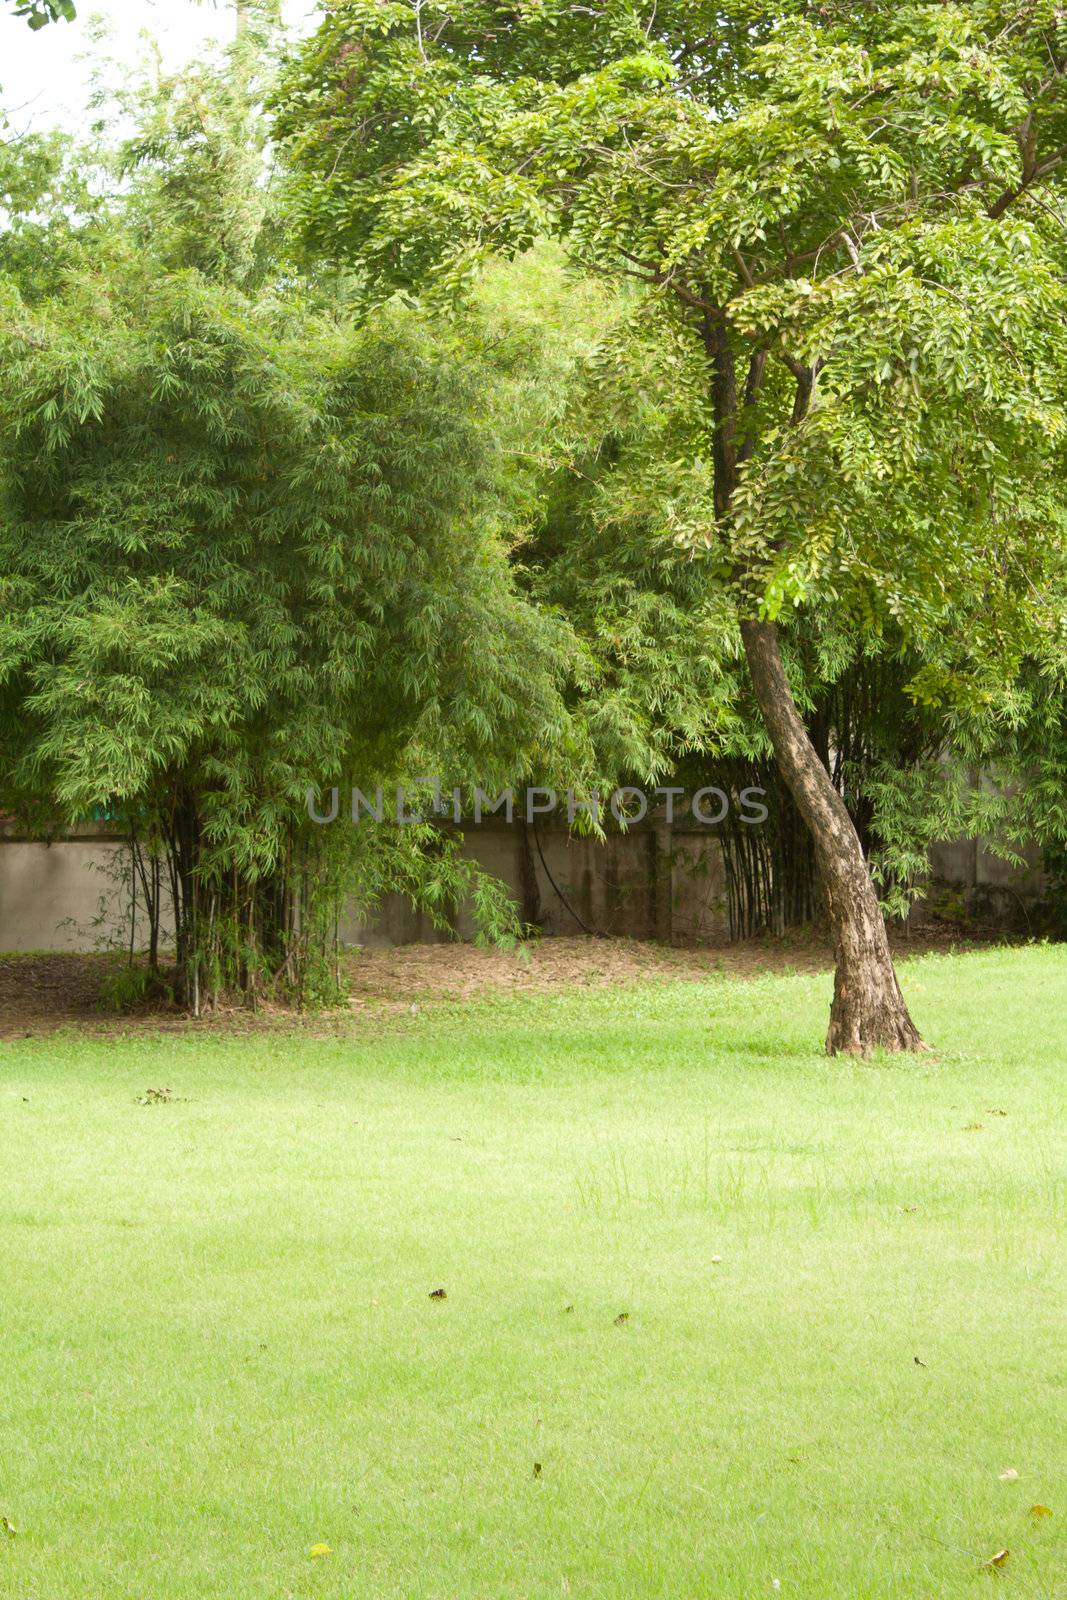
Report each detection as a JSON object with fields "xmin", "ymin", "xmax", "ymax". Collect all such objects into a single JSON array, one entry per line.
[
  {"xmin": 702, "ymin": 315, "xmax": 925, "ymax": 1055},
  {"xmin": 740, "ymin": 619, "xmax": 924, "ymax": 1055}
]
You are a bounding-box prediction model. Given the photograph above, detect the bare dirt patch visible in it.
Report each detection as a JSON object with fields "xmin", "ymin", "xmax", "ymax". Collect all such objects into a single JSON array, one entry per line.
[
  {"xmin": 345, "ymin": 932, "xmax": 826, "ymax": 1009},
  {"xmin": 0, "ymin": 926, "xmax": 1010, "ymax": 1040},
  {"xmin": 0, "ymin": 952, "xmax": 111, "ymax": 1038}
]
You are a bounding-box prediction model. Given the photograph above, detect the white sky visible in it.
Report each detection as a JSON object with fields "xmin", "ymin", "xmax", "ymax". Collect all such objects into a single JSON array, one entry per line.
[{"xmin": 0, "ymin": 1, "xmax": 319, "ymax": 135}]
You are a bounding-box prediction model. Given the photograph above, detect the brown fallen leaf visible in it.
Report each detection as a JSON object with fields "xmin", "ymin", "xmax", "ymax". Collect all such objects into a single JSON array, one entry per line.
[
  {"xmin": 1029, "ymin": 1504, "xmax": 1052, "ymax": 1518},
  {"xmin": 914, "ymin": 1355, "xmax": 927, "ymax": 1368},
  {"xmin": 429, "ymin": 1288, "xmax": 447, "ymax": 1300},
  {"xmin": 613, "ymin": 1312, "xmax": 629, "ymax": 1326},
  {"xmin": 532, "ymin": 1462, "xmax": 542, "ymax": 1478},
  {"xmin": 1, "ymin": 1516, "xmax": 16, "ymax": 1538},
  {"xmin": 982, "ymin": 1549, "xmax": 1009, "ymax": 1570},
  {"xmin": 998, "ymin": 1468, "xmax": 1019, "ymax": 1481}
]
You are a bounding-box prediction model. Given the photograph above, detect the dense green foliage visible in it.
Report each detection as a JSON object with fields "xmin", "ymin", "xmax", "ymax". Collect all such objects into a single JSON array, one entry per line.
[
  {"xmin": 0, "ymin": 21, "xmax": 582, "ymax": 1000},
  {"xmin": 0, "ymin": 256, "xmax": 575, "ymax": 990},
  {"xmin": 0, "ymin": 270, "xmax": 551, "ymax": 819},
  {"xmin": 276, "ymin": 0, "xmax": 1067, "ymax": 696},
  {"xmin": 494, "ymin": 251, "xmax": 1062, "ymax": 928},
  {"xmin": 3, "ymin": 0, "xmax": 1066, "ymax": 1011},
  {"xmin": 275, "ymin": 0, "xmax": 1067, "ymax": 965}
]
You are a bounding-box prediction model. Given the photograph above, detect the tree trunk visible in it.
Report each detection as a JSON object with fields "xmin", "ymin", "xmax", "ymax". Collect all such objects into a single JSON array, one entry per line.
[
  {"xmin": 516, "ymin": 817, "xmax": 543, "ymax": 930},
  {"xmin": 698, "ymin": 313, "xmax": 923, "ymax": 1054},
  {"xmin": 739, "ymin": 618, "xmax": 924, "ymax": 1056}
]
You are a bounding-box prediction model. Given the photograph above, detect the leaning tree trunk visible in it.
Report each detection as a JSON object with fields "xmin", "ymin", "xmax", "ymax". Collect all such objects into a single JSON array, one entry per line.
[{"xmin": 740, "ymin": 619, "xmax": 924, "ymax": 1056}]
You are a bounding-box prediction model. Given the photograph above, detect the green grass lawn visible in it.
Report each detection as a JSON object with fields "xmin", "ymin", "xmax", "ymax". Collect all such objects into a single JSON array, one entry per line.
[{"xmin": 1, "ymin": 944, "xmax": 1066, "ymax": 1599}]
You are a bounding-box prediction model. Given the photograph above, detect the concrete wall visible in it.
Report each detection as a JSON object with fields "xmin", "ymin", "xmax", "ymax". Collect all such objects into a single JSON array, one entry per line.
[
  {"xmin": 922, "ymin": 837, "xmax": 1047, "ymax": 932},
  {"xmin": 0, "ymin": 830, "xmax": 172, "ymax": 953},
  {"xmin": 0, "ymin": 817, "xmax": 1045, "ymax": 953},
  {"xmin": 340, "ymin": 820, "xmax": 728, "ymax": 946},
  {"xmin": 0, "ymin": 819, "xmax": 727, "ymax": 952}
]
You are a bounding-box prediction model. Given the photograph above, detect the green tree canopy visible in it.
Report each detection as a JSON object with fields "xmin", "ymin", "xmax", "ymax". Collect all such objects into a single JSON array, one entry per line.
[
  {"xmin": 0, "ymin": 262, "xmax": 566, "ymax": 814},
  {"xmin": 0, "ymin": 15, "xmax": 582, "ymax": 1004},
  {"xmin": 275, "ymin": 0, "xmax": 1067, "ymax": 1051}
]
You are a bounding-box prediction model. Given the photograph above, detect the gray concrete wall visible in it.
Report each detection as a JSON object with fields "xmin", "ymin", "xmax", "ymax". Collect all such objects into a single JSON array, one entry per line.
[
  {"xmin": 1, "ymin": 819, "xmax": 726, "ymax": 952},
  {"xmin": 922, "ymin": 838, "xmax": 1047, "ymax": 932},
  {"xmin": 0, "ymin": 818, "xmax": 1046, "ymax": 953},
  {"xmin": 340, "ymin": 820, "xmax": 699, "ymax": 945},
  {"xmin": 0, "ymin": 830, "xmax": 174, "ymax": 953}
]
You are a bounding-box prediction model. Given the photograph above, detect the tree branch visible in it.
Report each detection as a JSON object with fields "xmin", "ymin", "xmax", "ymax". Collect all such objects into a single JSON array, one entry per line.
[{"xmin": 988, "ymin": 142, "xmax": 1067, "ymax": 219}]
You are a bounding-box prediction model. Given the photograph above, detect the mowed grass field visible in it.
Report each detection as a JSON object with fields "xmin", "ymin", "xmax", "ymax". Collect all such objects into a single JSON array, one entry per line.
[{"xmin": 1, "ymin": 944, "xmax": 1065, "ymax": 1600}]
